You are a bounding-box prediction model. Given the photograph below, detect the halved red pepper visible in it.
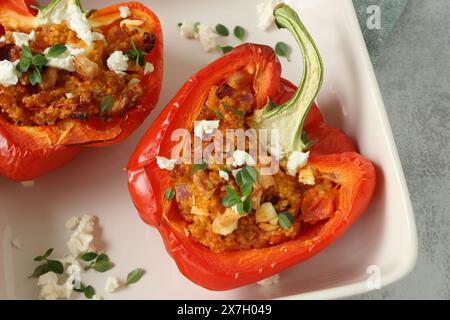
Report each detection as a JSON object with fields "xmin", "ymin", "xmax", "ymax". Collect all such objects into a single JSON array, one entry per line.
[
  {"xmin": 127, "ymin": 4, "xmax": 375, "ymax": 290},
  {"xmin": 0, "ymin": 0, "xmax": 163, "ymax": 181}
]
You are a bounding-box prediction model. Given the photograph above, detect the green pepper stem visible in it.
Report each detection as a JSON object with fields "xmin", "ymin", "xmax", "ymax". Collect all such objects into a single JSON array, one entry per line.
[{"xmin": 252, "ymin": 4, "xmax": 323, "ymax": 155}]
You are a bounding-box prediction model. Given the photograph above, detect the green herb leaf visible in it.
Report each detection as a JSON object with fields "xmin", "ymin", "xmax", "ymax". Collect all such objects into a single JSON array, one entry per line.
[
  {"xmin": 100, "ymin": 95, "xmax": 113, "ymax": 113},
  {"xmin": 164, "ymin": 188, "xmax": 175, "ymax": 201},
  {"xmin": 223, "ymin": 104, "xmax": 244, "ymax": 117},
  {"xmin": 215, "ymin": 24, "xmax": 229, "ymax": 36},
  {"xmin": 126, "ymin": 268, "xmax": 145, "ymax": 285},
  {"xmin": 126, "ymin": 39, "xmax": 146, "ymax": 67},
  {"xmin": 21, "ymin": 45, "xmax": 33, "ymax": 59},
  {"xmin": 221, "ymin": 186, "xmax": 240, "ymax": 207},
  {"xmin": 29, "ymin": 67, "xmax": 42, "ymax": 86},
  {"xmin": 80, "ymin": 252, "xmax": 98, "ymax": 262},
  {"xmin": 215, "ymin": 111, "xmax": 225, "ymax": 120},
  {"xmin": 240, "ymin": 182, "xmax": 252, "ymax": 198},
  {"xmin": 34, "ymin": 248, "xmax": 53, "ymax": 261},
  {"xmin": 191, "ymin": 160, "xmax": 207, "ymax": 174},
  {"xmin": 92, "ymin": 260, "xmax": 113, "ymax": 273},
  {"xmin": 243, "ymin": 197, "xmax": 252, "ymax": 213},
  {"xmin": 95, "ymin": 253, "xmax": 110, "ymax": 263},
  {"xmin": 234, "ymin": 26, "xmax": 246, "ymax": 41},
  {"xmin": 177, "ymin": 22, "xmax": 182, "ymax": 27},
  {"xmin": 234, "ymin": 202, "xmax": 244, "ymax": 214},
  {"xmin": 218, "ymin": 46, "xmax": 233, "ymax": 54},
  {"xmin": 32, "ymin": 54, "xmax": 48, "ymax": 67},
  {"xmin": 47, "ymin": 260, "xmax": 64, "ymax": 274},
  {"xmin": 278, "ymin": 211, "xmax": 294, "ymax": 230},
  {"xmin": 235, "ymin": 166, "xmax": 257, "ymax": 187},
  {"xmin": 84, "ymin": 285, "xmax": 95, "ymax": 299},
  {"xmin": 46, "ymin": 44, "xmax": 67, "ymax": 58},
  {"xmin": 17, "ymin": 58, "xmax": 31, "ymax": 73},
  {"xmin": 29, "ymin": 263, "xmax": 49, "ymax": 278},
  {"xmin": 72, "ymin": 280, "xmax": 86, "ymax": 293},
  {"xmin": 275, "ymin": 42, "xmax": 290, "ymax": 60}
]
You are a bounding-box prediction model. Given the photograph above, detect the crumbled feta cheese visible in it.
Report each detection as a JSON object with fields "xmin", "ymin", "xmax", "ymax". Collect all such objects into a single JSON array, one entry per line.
[
  {"xmin": 286, "ymin": 151, "xmax": 309, "ymax": 176},
  {"xmin": 92, "ymin": 32, "xmax": 105, "ymax": 41},
  {"xmin": 36, "ymin": 0, "xmax": 95, "ymax": 45},
  {"xmin": 0, "ymin": 60, "xmax": 20, "ymax": 87},
  {"xmin": 38, "ymin": 272, "xmax": 73, "ymax": 300},
  {"xmin": 257, "ymin": 0, "xmax": 279, "ymax": 31},
  {"xmin": 107, "ymin": 51, "xmax": 129, "ymax": 75},
  {"xmin": 298, "ymin": 167, "xmax": 315, "ymax": 185},
  {"xmin": 119, "ymin": 6, "xmax": 132, "ymax": 19},
  {"xmin": 12, "ymin": 32, "xmax": 31, "ymax": 47},
  {"xmin": 11, "ymin": 238, "xmax": 22, "ymax": 249},
  {"xmin": 28, "ymin": 30, "xmax": 36, "ymax": 41},
  {"xmin": 67, "ymin": 214, "xmax": 96, "ymax": 255},
  {"xmin": 257, "ymin": 274, "xmax": 280, "ymax": 287},
  {"xmin": 195, "ymin": 24, "xmax": 219, "ymax": 52},
  {"xmin": 65, "ymin": 92, "xmax": 75, "ymax": 99},
  {"xmin": 219, "ymin": 170, "xmax": 229, "ymax": 181},
  {"xmin": 0, "ymin": 36, "xmax": 5, "ymax": 42},
  {"xmin": 156, "ymin": 156, "xmax": 177, "ymax": 170},
  {"xmin": 144, "ymin": 62, "xmax": 154, "ymax": 75},
  {"xmin": 44, "ymin": 45, "xmax": 85, "ymax": 72},
  {"xmin": 65, "ymin": 216, "xmax": 80, "ymax": 230},
  {"xmin": 232, "ymin": 150, "xmax": 256, "ymax": 167},
  {"xmin": 179, "ymin": 21, "xmax": 197, "ymax": 39},
  {"xmin": 194, "ymin": 120, "xmax": 220, "ymax": 138},
  {"xmin": 20, "ymin": 180, "xmax": 35, "ymax": 187},
  {"xmin": 105, "ymin": 277, "xmax": 120, "ymax": 293}
]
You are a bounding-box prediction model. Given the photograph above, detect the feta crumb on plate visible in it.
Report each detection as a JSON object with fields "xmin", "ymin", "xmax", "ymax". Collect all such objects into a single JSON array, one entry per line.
[
  {"xmin": 65, "ymin": 216, "xmax": 80, "ymax": 230},
  {"xmin": 257, "ymin": 274, "xmax": 280, "ymax": 287},
  {"xmin": 105, "ymin": 277, "xmax": 120, "ymax": 293},
  {"xmin": 67, "ymin": 214, "xmax": 96, "ymax": 256},
  {"xmin": 194, "ymin": 120, "xmax": 220, "ymax": 138},
  {"xmin": 179, "ymin": 21, "xmax": 198, "ymax": 39},
  {"xmin": 119, "ymin": 6, "xmax": 132, "ymax": 19},
  {"xmin": 38, "ymin": 272, "xmax": 73, "ymax": 300},
  {"xmin": 11, "ymin": 238, "xmax": 22, "ymax": 249},
  {"xmin": 107, "ymin": 51, "xmax": 129, "ymax": 75},
  {"xmin": 156, "ymin": 156, "xmax": 177, "ymax": 170},
  {"xmin": 286, "ymin": 151, "xmax": 309, "ymax": 176},
  {"xmin": 257, "ymin": 0, "xmax": 279, "ymax": 31},
  {"xmin": 196, "ymin": 24, "xmax": 219, "ymax": 52}
]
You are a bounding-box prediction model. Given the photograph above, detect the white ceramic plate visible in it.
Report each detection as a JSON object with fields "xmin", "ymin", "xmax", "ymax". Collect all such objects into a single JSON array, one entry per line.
[{"xmin": 0, "ymin": 0, "xmax": 417, "ymax": 300}]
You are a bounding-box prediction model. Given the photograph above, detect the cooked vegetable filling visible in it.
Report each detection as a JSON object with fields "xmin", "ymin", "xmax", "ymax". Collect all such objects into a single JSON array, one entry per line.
[
  {"xmin": 0, "ymin": 5, "xmax": 155, "ymax": 126},
  {"xmin": 171, "ymin": 70, "xmax": 340, "ymax": 253}
]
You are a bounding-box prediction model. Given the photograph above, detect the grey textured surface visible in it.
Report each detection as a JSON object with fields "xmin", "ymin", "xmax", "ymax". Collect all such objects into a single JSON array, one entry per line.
[{"xmin": 355, "ymin": 0, "xmax": 450, "ymax": 299}]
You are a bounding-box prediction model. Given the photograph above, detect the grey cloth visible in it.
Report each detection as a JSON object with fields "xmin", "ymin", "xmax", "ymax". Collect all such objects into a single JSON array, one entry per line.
[{"xmin": 353, "ymin": 0, "xmax": 409, "ymax": 64}]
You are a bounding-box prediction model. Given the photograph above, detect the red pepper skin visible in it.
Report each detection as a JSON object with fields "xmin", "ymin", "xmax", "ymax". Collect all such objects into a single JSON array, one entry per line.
[
  {"xmin": 0, "ymin": 1, "xmax": 163, "ymax": 181},
  {"xmin": 127, "ymin": 44, "xmax": 376, "ymax": 290}
]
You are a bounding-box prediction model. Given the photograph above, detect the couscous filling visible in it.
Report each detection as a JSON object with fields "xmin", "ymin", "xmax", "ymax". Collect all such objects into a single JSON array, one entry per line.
[
  {"xmin": 171, "ymin": 70, "xmax": 340, "ymax": 253},
  {"xmin": 0, "ymin": 17, "xmax": 154, "ymax": 126}
]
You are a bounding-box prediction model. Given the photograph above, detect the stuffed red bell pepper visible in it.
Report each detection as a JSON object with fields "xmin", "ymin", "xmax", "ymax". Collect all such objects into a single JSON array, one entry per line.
[
  {"xmin": 127, "ymin": 4, "xmax": 375, "ymax": 290},
  {"xmin": 0, "ymin": 0, "xmax": 163, "ymax": 181}
]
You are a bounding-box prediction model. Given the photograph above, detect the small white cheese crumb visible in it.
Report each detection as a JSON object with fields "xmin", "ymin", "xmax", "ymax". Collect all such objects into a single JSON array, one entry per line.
[
  {"xmin": 65, "ymin": 92, "xmax": 75, "ymax": 99},
  {"xmin": 11, "ymin": 238, "xmax": 22, "ymax": 249},
  {"xmin": 257, "ymin": 0, "xmax": 279, "ymax": 31},
  {"xmin": 156, "ymin": 156, "xmax": 177, "ymax": 170},
  {"xmin": 195, "ymin": 24, "xmax": 219, "ymax": 52},
  {"xmin": 107, "ymin": 51, "xmax": 129, "ymax": 75},
  {"xmin": 0, "ymin": 36, "xmax": 5, "ymax": 42},
  {"xmin": 179, "ymin": 21, "xmax": 197, "ymax": 39},
  {"xmin": 286, "ymin": 151, "xmax": 309, "ymax": 176},
  {"xmin": 67, "ymin": 214, "xmax": 96, "ymax": 255},
  {"xmin": 38, "ymin": 272, "xmax": 73, "ymax": 300},
  {"xmin": 65, "ymin": 216, "xmax": 80, "ymax": 230},
  {"xmin": 144, "ymin": 62, "xmax": 154, "ymax": 75},
  {"xmin": 44, "ymin": 45, "xmax": 85, "ymax": 72},
  {"xmin": 28, "ymin": 30, "xmax": 36, "ymax": 41},
  {"xmin": 12, "ymin": 32, "xmax": 31, "ymax": 47},
  {"xmin": 92, "ymin": 32, "xmax": 105, "ymax": 41},
  {"xmin": 232, "ymin": 150, "xmax": 256, "ymax": 167},
  {"xmin": 0, "ymin": 60, "xmax": 20, "ymax": 87},
  {"xmin": 219, "ymin": 170, "xmax": 229, "ymax": 181},
  {"xmin": 257, "ymin": 274, "xmax": 280, "ymax": 287},
  {"xmin": 105, "ymin": 277, "xmax": 120, "ymax": 293},
  {"xmin": 119, "ymin": 6, "xmax": 132, "ymax": 19},
  {"xmin": 194, "ymin": 120, "xmax": 220, "ymax": 138},
  {"xmin": 21, "ymin": 180, "xmax": 35, "ymax": 187}
]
